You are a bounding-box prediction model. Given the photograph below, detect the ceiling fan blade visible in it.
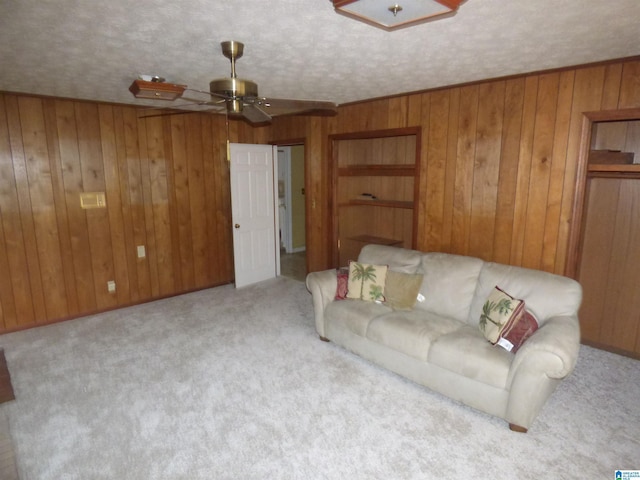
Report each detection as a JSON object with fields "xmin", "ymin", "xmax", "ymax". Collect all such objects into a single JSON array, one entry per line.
[
  {"xmin": 255, "ymin": 97, "xmax": 338, "ymax": 116},
  {"xmin": 137, "ymin": 107, "xmax": 224, "ymax": 119},
  {"xmin": 185, "ymin": 87, "xmax": 230, "ymax": 102},
  {"xmin": 136, "ymin": 94, "xmax": 226, "ymax": 118},
  {"xmin": 240, "ymin": 104, "xmax": 272, "ymax": 124}
]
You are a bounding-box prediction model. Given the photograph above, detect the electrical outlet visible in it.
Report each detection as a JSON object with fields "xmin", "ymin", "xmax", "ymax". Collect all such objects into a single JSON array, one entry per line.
[
  {"xmin": 137, "ymin": 245, "xmax": 146, "ymax": 258},
  {"xmin": 107, "ymin": 281, "xmax": 116, "ymax": 293}
]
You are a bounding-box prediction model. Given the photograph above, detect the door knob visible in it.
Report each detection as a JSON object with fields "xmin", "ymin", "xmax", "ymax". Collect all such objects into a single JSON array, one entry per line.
[{"xmin": 235, "ymin": 223, "xmax": 240, "ymax": 229}]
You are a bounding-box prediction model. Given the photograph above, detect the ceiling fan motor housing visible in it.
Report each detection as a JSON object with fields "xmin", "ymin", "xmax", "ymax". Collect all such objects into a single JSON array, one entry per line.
[{"xmin": 209, "ymin": 77, "xmax": 258, "ymax": 113}]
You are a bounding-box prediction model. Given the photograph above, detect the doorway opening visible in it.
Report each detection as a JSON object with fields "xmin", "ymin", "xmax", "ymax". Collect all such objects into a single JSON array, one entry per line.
[{"xmin": 277, "ymin": 145, "xmax": 306, "ymax": 282}]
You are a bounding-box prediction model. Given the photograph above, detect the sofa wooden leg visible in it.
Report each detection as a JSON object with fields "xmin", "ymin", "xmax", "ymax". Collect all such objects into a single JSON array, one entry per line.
[
  {"xmin": 319, "ymin": 336, "xmax": 330, "ymax": 342},
  {"xmin": 509, "ymin": 423, "xmax": 528, "ymax": 433}
]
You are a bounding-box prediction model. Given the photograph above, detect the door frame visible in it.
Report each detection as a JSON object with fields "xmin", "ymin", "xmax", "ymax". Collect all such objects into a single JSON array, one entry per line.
[
  {"xmin": 277, "ymin": 146, "xmax": 294, "ymax": 253},
  {"xmin": 272, "ymin": 138, "xmax": 307, "ymax": 271},
  {"xmin": 565, "ymin": 107, "xmax": 640, "ymax": 278}
]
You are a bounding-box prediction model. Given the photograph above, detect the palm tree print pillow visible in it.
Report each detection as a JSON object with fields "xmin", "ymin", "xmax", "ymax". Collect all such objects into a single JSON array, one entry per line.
[
  {"xmin": 479, "ymin": 286, "xmax": 524, "ymax": 343},
  {"xmin": 346, "ymin": 261, "xmax": 388, "ymax": 302},
  {"xmin": 479, "ymin": 286, "xmax": 538, "ymax": 352}
]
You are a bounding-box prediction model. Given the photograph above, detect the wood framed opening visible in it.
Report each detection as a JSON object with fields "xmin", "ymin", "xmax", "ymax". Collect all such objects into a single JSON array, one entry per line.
[
  {"xmin": 329, "ymin": 127, "xmax": 422, "ymax": 267},
  {"xmin": 567, "ymin": 107, "xmax": 640, "ymax": 358}
]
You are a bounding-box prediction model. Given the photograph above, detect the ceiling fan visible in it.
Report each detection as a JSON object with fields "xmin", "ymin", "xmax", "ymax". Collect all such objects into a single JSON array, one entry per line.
[{"xmin": 129, "ymin": 41, "xmax": 338, "ymax": 125}]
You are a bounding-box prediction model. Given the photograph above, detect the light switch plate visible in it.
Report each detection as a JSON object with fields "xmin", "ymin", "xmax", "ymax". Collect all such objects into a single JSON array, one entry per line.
[{"xmin": 80, "ymin": 192, "xmax": 106, "ymax": 209}]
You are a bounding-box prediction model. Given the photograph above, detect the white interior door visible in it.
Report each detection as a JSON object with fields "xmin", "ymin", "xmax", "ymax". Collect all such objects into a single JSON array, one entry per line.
[{"xmin": 230, "ymin": 143, "xmax": 280, "ymax": 288}]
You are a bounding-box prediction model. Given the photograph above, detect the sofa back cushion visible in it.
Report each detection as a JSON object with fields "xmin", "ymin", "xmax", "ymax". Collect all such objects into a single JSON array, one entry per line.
[
  {"xmin": 415, "ymin": 253, "xmax": 484, "ymax": 322},
  {"xmin": 358, "ymin": 244, "xmax": 423, "ymax": 274},
  {"xmin": 468, "ymin": 262, "xmax": 582, "ymax": 327}
]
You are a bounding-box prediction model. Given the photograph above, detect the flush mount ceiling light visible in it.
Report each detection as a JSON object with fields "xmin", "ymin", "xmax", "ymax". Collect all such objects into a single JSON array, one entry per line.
[{"xmin": 331, "ymin": 0, "xmax": 464, "ymax": 31}]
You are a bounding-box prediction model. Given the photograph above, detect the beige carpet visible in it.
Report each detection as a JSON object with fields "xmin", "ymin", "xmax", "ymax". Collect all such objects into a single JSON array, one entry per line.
[{"xmin": 0, "ymin": 277, "xmax": 638, "ymax": 479}]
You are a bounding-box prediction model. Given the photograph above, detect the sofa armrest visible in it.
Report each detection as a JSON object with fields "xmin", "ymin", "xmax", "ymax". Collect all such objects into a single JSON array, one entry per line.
[
  {"xmin": 508, "ymin": 315, "xmax": 581, "ymax": 384},
  {"xmin": 305, "ymin": 269, "xmax": 338, "ymax": 338},
  {"xmin": 504, "ymin": 315, "xmax": 580, "ymax": 429}
]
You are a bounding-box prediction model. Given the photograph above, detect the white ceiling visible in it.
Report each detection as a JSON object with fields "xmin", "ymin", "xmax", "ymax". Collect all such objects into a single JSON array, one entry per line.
[{"xmin": 1, "ymin": 0, "xmax": 639, "ymax": 108}]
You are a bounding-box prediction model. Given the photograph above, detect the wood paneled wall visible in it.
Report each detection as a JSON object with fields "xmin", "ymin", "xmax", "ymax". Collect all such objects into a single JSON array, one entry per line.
[
  {"xmin": 0, "ymin": 93, "xmax": 266, "ymax": 331},
  {"xmin": 2, "ymin": 57, "xmax": 639, "ymax": 332},
  {"xmin": 271, "ymin": 58, "xmax": 640, "ymax": 275}
]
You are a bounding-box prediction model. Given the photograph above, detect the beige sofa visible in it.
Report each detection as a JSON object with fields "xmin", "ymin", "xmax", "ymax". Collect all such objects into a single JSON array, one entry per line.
[{"xmin": 306, "ymin": 244, "xmax": 582, "ymax": 432}]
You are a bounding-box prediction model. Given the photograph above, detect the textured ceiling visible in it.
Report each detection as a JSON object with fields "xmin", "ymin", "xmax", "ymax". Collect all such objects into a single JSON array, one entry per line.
[{"xmin": 1, "ymin": 0, "xmax": 639, "ymax": 108}]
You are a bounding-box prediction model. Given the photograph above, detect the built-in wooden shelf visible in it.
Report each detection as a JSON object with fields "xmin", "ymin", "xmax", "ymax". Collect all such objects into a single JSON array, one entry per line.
[
  {"xmin": 588, "ymin": 164, "xmax": 640, "ymax": 172},
  {"xmin": 331, "ymin": 127, "xmax": 420, "ymax": 267},
  {"xmin": 587, "ymin": 164, "xmax": 640, "ymax": 178}
]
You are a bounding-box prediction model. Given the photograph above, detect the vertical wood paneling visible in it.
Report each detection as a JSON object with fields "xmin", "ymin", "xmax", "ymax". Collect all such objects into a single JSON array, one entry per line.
[
  {"xmin": 577, "ymin": 178, "xmax": 618, "ymax": 341},
  {"xmin": 441, "ymin": 88, "xmax": 460, "ymax": 253},
  {"xmin": 600, "ymin": 63, "xmax": 622, "ymax": 110},
  {"xmin": 120, "ymin": 108, "xmax": 152, "ymax": 299},
  {"xmin": 521, "ymin": 73, "xmax": 559, "ymax": 269},
  {"xmin": 112, "ymin": 106, "xmax": 141, "ymax": 302},
  {"xmin": 271, "ymin": 58, "xmax": 640, "ymax": 275},
  {"xmin": 213, "ymin": 118, "xmax": 234, "ymax": 278},
  {"xmin": 42, "ymin": 99, "xmax": 80, "ymax": 316},
  {"xmin": 493, "ymin": 78, "xmax": 525, "ymax": 264},
  {"xmin": 618, "ymin": 61, "xmax": 640, "ymax": 108},
  {"xmin": 5, "ymin": 96, "xmax": 47, "ymax": 322},
  {"xmin": 542, "ymin": 71, "xmax": 574, "ymax": 272},
  {"xmin": 451, "ymin": 85, "xmax": 479, "ymax": 255},
  {"xmin": 55, "ymin": 100, "xmax": 97, "ymax": 312},
  {"xmin": 99, "ymin": 104, "xmax": 131, "ymax": 305},
  {"xmin": 185, "ymin": 115, "xmax": 208, "ymax": 287},
  {"xmin": 2, "ymin": 57, "xmax": 640, "ymax": 332},
  {"xmin": 388, "ymin": 97, "xmax": 408, "ymax": 129},
  {"xmin": 556, "ymin": 66, "xmax": 606, "ymax": 274},
  {"xmin": 0, "ymin": 93, "xmax": 235, "ymax": 332},
  {"xmin": 169, "ymin": 115, "xmax": 194, "ymax": 290},
  {"xmin": 0, "ymin": 97, "xmax": 21, "ymax": 329},
  {"xmin": 75, "ymin": 102, "xmax": 116, "ymax": 310},
  {"xmin": 510, "ymin": 76, "xmax": 539, "ymax": 266},
  {"xmin": 468, "ymin": 81, "xmax": 504, "ymax": 260},
  {"xmin": 415, "ymin": 94, "xmax": 429, "ymax": 246},
  {"xmin": 145, "ymin": 117, "xmax": 175, "ymax": 296},
  {"xmin": 424, "ymin": 91, "xmax": 448, "ymax": 251},
  {"xmin": 136, "ymin": 116, "xmax": 161, "ymax": 298},
  {"xmin": 201, "ymin": 115, "xmax": 221, "ymax": 285}
]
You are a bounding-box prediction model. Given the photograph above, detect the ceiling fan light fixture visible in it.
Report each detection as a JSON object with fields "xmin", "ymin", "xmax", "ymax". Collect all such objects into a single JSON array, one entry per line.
[{"xmin": 331, "ymin": 0, "xmax": 463, "ymax": 31}]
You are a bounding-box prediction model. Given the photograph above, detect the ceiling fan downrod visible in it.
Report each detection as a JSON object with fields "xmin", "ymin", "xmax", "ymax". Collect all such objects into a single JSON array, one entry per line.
[
  {"xmin": 222, "ymin": 40, "xmax": 243, "ymax": 79},
  {"xmin": 210, "ymin": 40, "xmax": 258, "ymax": 114}
]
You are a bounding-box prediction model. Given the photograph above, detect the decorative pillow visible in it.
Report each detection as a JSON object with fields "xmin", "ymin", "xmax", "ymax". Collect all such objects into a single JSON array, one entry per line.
[
  {"xmin": 479, "ymin": 286, "xmax": 538, "ymax": 353},
  {"xmin": 384, "ymin": 270, "xmax": 424, "ymax": 311},
  {"xmin": 335, "ymin": 267, "xmax": 349, "ymax": 300},
  {"xmin": 498, "ymin": 310, "xmax": 538, "ymax": 353},
  {"xmin": 346, "ymin": 261, "xmax": 388, "ymax": 302}
]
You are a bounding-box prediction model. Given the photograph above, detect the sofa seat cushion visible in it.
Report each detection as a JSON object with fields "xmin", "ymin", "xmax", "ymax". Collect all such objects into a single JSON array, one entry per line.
[
  {"xmin": 366, "ymin": 311, "xmax": 463, "ymax": 362},
  {"xmin": 325, "ymin": 299, "xmax": 392, "ymax": 337},
  {"xmin": 428, "ymin": 325, "xmax": 513, "ymax": 388}
]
